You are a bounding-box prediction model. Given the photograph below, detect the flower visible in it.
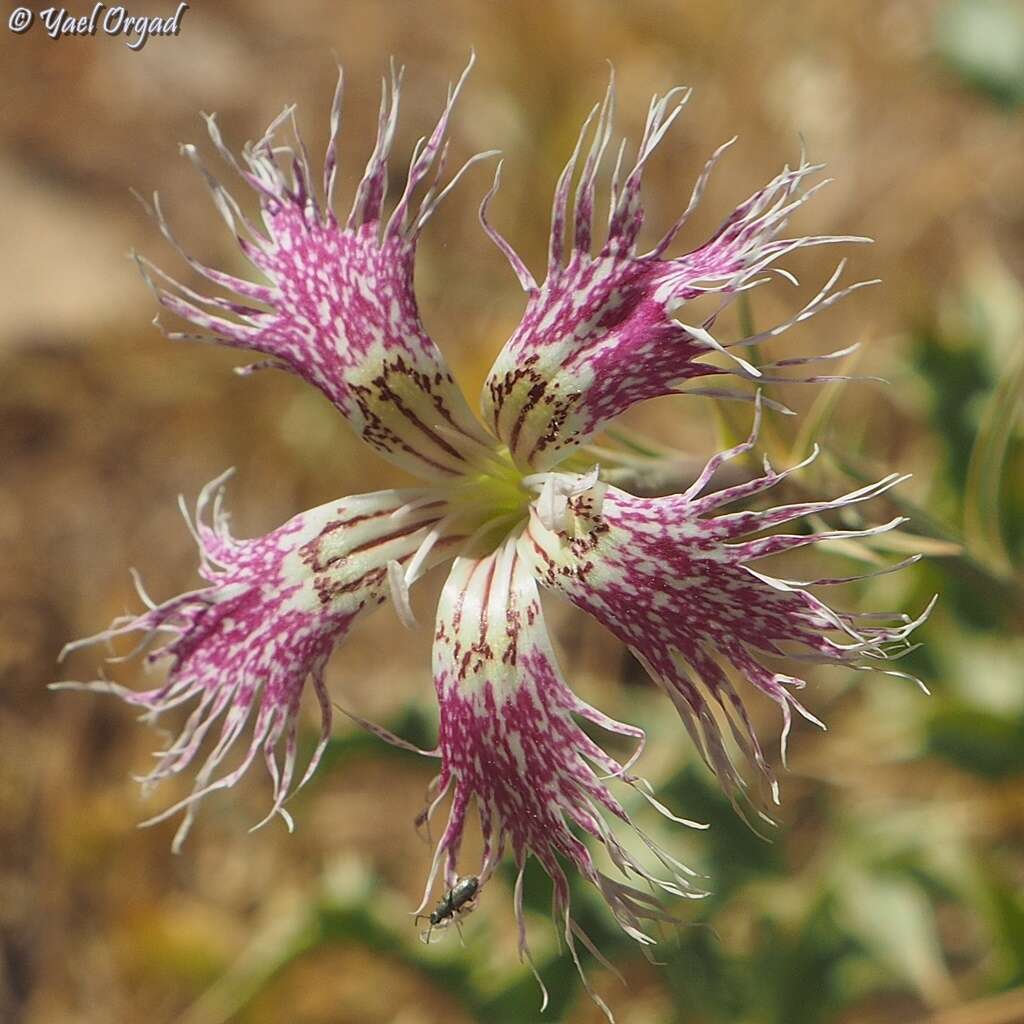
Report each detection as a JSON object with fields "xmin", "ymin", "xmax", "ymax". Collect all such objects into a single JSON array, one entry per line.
[{"xmin": 59, "ymin": 57, "xmax": 930, "ymax": 1012}]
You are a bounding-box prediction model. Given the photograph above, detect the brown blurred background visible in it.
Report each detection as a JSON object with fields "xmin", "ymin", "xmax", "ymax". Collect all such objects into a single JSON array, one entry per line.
[{"xmin": 2, "ymin": 1, "xmax": 1023, "ymax": 1022}]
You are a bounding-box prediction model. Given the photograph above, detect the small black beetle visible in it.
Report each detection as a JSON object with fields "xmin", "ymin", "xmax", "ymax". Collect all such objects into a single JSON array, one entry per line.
[{"xmin": 419, "ymin": 875, "xmax": 480, "ymax": 943}]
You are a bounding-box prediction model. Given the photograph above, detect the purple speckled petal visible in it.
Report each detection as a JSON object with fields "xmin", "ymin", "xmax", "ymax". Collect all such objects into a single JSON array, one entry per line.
[
  {"xmin": 481, "ymin": 77, "xmax": 874, "ymax": 471},
  {"xmin": 138, "ymin": 59, "xmax": 497, "ymax": 480},
  {"xmin": 423, "ymin": 537, "xmax": 703, "ymax": 1011},
  {"xmin": 523, "ymin": 426, "xmax": 932, "ymax": 814},
  {"xmin": 59, "ymin": 478, "xmax": 456, "ymax": 849}
]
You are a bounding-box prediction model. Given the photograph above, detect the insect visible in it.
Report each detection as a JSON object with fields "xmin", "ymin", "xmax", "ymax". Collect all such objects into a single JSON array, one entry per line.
[{"xmin": 417, "ymin": 875, "xmax": 480, "ymax": 943}]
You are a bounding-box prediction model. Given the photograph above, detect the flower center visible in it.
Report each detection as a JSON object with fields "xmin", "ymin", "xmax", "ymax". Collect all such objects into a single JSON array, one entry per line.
[
  {"xmin": 389, "ymin": 447, "xmax": 606, "ymax": 630},
  {"xmin": 447, "ymin": 450, "xmax": 533, "ymax": 556}
]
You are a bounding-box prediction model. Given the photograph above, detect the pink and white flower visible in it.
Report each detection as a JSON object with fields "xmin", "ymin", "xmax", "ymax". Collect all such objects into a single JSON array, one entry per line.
[{"xmin": 61, "ymin": 57, "xmax": 929, "ymax": 1010}]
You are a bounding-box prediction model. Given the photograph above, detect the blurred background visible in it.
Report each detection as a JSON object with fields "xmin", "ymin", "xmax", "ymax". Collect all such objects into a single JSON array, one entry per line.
[{"xmin": 2, "ymin": 0, "xmax": 1023, "ymax": 1021}]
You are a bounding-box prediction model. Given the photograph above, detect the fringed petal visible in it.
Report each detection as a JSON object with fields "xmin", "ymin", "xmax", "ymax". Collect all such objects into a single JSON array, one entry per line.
[
  {"xmin": 481, "ymin": 74, "xmax": 873, "ymax": 471},
  {"xmin": 523, "ymin": 417, "xmax": 932, "ymax": 817},
  {"xmin": 139, "ymin": 58, "xmax": 497, "ymax": 480},
  {"xmin": 422, "ymin": 536, "xmax": 703, "ymax": 1016},
  {"xmin": 58, "ymin": 478, "xmax": 456, "ymax": 849}
]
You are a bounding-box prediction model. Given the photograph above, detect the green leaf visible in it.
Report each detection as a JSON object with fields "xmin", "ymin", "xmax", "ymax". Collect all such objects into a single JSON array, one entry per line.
[
  {"xmin": 977, "ymin": 866, "xmax": 1024, "ymax": 985},
  {"xmin": 964, "ymin": 343, "xmax": 1024, "ymax": 577},
  {"xmin": 836, "ymin": 871, "xmax": 954, "ymax": 1006},
  {"xmin": 926, "ymin": 704, "xmax": 1024, "ymax": 777}
]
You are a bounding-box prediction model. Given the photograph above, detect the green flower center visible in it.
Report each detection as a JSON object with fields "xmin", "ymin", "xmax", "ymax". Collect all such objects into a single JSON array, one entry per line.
[{"xmin": 448, "ymin": 449, "xmax": 533, "ymax": 555}]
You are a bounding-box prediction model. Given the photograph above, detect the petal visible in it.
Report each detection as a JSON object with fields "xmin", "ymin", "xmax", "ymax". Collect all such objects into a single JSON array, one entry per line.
[
  {"xmin": 58, "ymin": 477, "xmax": 455, "ymax": 849},
  {"xmin": 523, "ymin": 428, "xmax": 931, "ymax": 816},
  {"xmin": 139, "ymin": 58, "xmax": 497, "ymax": 480},
  {"xmin": 422, "ymin": 536, "xmax": 702, "ymax": 1011},
  {"xmin": 481, "ymin": 75, "xmax": 873, "ymax": 470}
]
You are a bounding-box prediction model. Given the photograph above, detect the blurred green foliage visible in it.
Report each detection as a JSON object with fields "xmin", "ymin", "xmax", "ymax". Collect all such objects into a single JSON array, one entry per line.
[{"xmin": 937, "ymin": 0, "xmax": 1024, "ymax": 109}]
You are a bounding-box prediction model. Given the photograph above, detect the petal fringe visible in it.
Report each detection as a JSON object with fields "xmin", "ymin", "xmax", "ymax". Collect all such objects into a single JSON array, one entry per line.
[
  {"xmin": 524, "ymin": 410, "xmax": 931, "ymax": 816},
  {"xmin": 423, "ymin": 536, "xmax": 704, "ymax": 1013},
  {"xmin": 138, "ymin": 58, "xmax": 497, "ymax": 480},
  {"xmin": 58, "ymin": 479, "xmax": 453, "ymax": 849},
  {"xmin": 481, "ymin": 73, "xmax": 873, "ymax": 471}
]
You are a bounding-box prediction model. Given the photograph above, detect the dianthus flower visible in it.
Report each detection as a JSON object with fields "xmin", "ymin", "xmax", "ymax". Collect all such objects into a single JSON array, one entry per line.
[{"xmin": 60, "ymin": 57, "xmax": 930, "ymax": 1013}]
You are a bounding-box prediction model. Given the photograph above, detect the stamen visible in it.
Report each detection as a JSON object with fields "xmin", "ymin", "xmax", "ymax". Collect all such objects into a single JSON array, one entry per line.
[
  {"xmin": 523, "ymin": 467, "xmax": 605, "ymax": 534},
  {"xmin": 388, "ymin": 559, "xmax": 418, "ymax": 629}
]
